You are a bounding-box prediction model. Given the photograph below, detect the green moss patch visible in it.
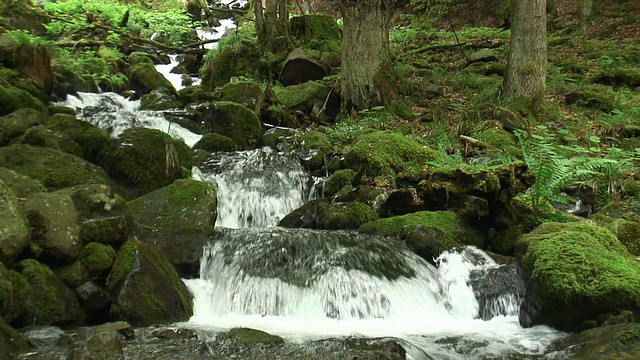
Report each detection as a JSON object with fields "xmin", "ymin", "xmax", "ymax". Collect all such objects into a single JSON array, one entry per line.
[
  {"xmin": 345, "ymin": 131, "xmax": 442, "ymax": 177},
  {"xmin": 324, "ymin": 202, "xmax": 378, "ymax": 230}
]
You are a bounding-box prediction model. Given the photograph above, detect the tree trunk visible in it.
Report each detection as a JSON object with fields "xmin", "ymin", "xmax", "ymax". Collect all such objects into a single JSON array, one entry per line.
[
  {"xmin": 258, "ymin": 0, "xmax": 293, "ymax": 52},
  {"xmin": 503, "ymin": 0, "xmax": 547, "ymax": 110},
  {"xmin": 580, "ymin": 0, "xmax": 593, "ymax": 30},
  {"xmin": 340, "ymin": 0, "xmax": 398, "ymax": 114},
  {"xmin": 253, "ymin": 0, "xmax": 265, "ymax": 42}
]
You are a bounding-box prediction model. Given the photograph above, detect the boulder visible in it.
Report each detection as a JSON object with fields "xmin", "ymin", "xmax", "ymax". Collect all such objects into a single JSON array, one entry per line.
[
  {"xmin": 97, "ymin": 128, "xmax": 193, "ymax": 196},
  {"xmin": 139, "ymin": 89, "xmax": 183, "ymax": 111},
  {"xmin": 200, "ymin": 101, "xmax": 263, "ymax": 150},
  {"xmin": 278, "ymin": 199, "xmax": 331, "ymax": 229},
  {"xmin": 396, "ymin": 161, "xmax": 535, "ymax": 222},
  {"xmin": 19, "ymin": 125, "xmax": 84, "ymax": 157},
  {"xmin": 22, "ymin": 192, "xmax": 82, "ymax": 262},
  {"xmin": 193, "ymin": 133, "xmax": 238, "ymax": 152},
  {"xmin": 46, "ymin": 114, "xmax": 110, "ymax": 163},
  {"xmin": 0, "ymin": 108, "xmax": 48, "ymax": 143},
  {"xmin": 15, "ymin": 259, "xmax": 83, "ymax": 327},
  {"xmin": 548, "ymin": 322, "xmax": 640, "ymax": 359},
  {"xmin": 0, "ymin": 84, "xmax": 46, "ymax": 117},
  {"xmin": 0, "ymin": 167, "xmax": 45, "ymax": 198},
  {"xmin": 0, "ymin": 144, "xmax": 112, "ymax": 191},
  {"xmin": 127, "ymin": 179, "xmax": 216, "ymax": 276},
  {"xmin": 606, "ymin": 217, "xmax": 640, "ymax": 256},
  {"xmin": 359, "ymin": 210, "xmax": 485, "ymax": 249},
  {"xmin": 200, "ymin": 39, "xmax": 262, "ymax": 90},
  {"xmin": 324, "ymin": 169, "xmax": 356, "ymax": 198},
  {"xmin": 468, "ymin": 49, "xmax": 499, "ymax": 63},
  {"xmin": 0, "ymin": 316, "xmax": 31, "ymax": 357},
  {"xmin": 399, "ymin": 224, "xmax": 458, "ymax": 264},
  {"xmin": 219, "ymin": 80, "xmax": 264, "ymax": 115},
  {"xmin": 516, "ymin": 222, "xmax": 640, "ymax": 331},
  {"xmin": 128, "ymin": 62, "xmax": 177, "ymax": 99},
  {"xmin": 274, "ymin": 81, "xmax": 340, "ymax": 121},
  {"xmin": 0, "ymin": 32, "xmax": 52, "ymax": 96},
  {"xmin": 280, "ymin": 48, "xmax": 329, "ymax": 86},
  {"xmin": 177, "ymin": 84, "xmax": 217, "ymax": 104},
  {"xmin": 0, "ymin": 180, "xmax": 30, "ymax": 264},
  {"xmin": 74, "ymin": 281, "xmax": 112, "ymax": 323},
  {"xmin": 107, "ymin": 239, "xmax": 193, "ymax": 325},
  {"xmin": 324, "ymin": 202, "xmax": 378, "ymax": 230},
  {"xmin": 71, "ymin": 331, "xmax": 124, "ymax": 360},
  {"xmin": 0, "ymin": 265, "xmax": 27, "ymax": 323}
]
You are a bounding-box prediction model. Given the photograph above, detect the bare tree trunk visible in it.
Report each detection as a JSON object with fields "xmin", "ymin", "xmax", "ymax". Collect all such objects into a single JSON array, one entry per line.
[
  {"xmin": 580, "ymin": 0, "xmax": 593, "ymax": 30},
  {"xmin": 259, "ymin": 0, "xmax": 293, "ymax": 52},
  {"xmin": 503, "ymin": 0, "xmax": 547, "ymax": 110},
  {"xmin": 340, "ymin": 0, "xmax": 397, "ymax": 114},
  {"xmin": 254, "ymin": 0, "xmax": 265, "ymax": 42}
]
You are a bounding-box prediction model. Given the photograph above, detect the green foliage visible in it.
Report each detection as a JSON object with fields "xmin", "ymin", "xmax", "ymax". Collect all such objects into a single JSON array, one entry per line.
[{"xmin": 515, "ymin": 125, "xmax": 640, "ymax": 210}]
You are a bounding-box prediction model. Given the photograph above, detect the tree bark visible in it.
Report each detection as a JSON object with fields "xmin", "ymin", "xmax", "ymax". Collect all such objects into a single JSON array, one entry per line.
[
  {"xmin": 503, "ymin": 0, "xmax": 547, "ymax": 110},
  {"xmin": 340, "ymin": 0, "xmax": 398, "ymax": 114}
]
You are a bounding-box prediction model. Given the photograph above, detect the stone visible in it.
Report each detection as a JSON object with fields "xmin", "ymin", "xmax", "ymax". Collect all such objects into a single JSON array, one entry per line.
[
  {"xmin": 0, "ymin": 108, "xmax": 48, "ymax": 142},
  {"xmin": 0, "ymin": 180, "xmax": 30, "ymax": 264},
  {"xmin": 468, "ymin": 49, "xmax": 498, "ymax": 63},
  {"xmin": 280, "ymin": 48, "xmax": 329, "ymax": 86},
  {"xmin": 107, "ymin": 239, "xmax": 193, "ymax": 326},
  {"xmin": 71, "ymin": 331, "xmax": 124, "ymax": 360},
  {"xmin": 22, "ymin": 192, "xmax": 82, "ymax": 262},
  {"xmin": 219, "ymin": 80, "xmax": 264, "ymax": 115},
  {"xmin": 199, "ymin": 101, "xmax": 263, "ymax": 150},
  {"xmin": 0, "ymin": 167, "xmax": 45, "ymax": 198},
  {"xmin": 128, "ymin": 62, "xmax": 177, "ymax": 99}
]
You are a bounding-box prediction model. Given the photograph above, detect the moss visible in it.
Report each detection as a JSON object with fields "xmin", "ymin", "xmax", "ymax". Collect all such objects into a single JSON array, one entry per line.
[
  {"xmin": 221, "ymin": 327, "xmax": 285, "ymax": 344},
  {"xmin": 19, "ymin": 259, "xmax": 80, "ymax": 325},
  {"xmin": 201, "ymin": 38, "xmax": 263, "ymax": 90},
  {"xmin": 193, "ymin": 133, "xmax": 238, "ymax": 152},
  {"xmin": 325, "ymin": 169, "xmax": 355, "ymax": 198},
  {"xmin": 299, "ymin": 130, "xmax": 333, "ymax": 153},
  {"xmin": 202, "ymin": 101, "xmax": 263, "ymax": 150},
  {"xmin": 607, "ymin": 219, "xmax": 640, "ymax": 256},
  {"xmin": 472, "ymin": 127, "xmax": 522, "ymax": 159},
  {"xmin": 47, "ymin": 114, "xmax": 110, "ymax": 163},
  {"xmin": 274, "ymin": 81, "xmax": 330, "ymax": 109},
  {"xmin": 344, "ymin": 131, "xmax": 442, "ymax": 177},
  {"xmin": 591, "ymin": 68, "xmax": 640, "ymax": 88},
  {"xmin": 56, "ymin": 260, "xmax": 89, "ymax": 287},
  {"xmin": 1, "ymin": 265, "xmax": 28, "ymax": 323},
  {"xmin": 129, "ymin": 62, "xmax": 176, "ymax": 95},
  {"xmin": 0, "ymin": 144, "xmax": 111, "ymax": 191},
  {"xmin": 20, "ymin": 125, "xmax": 84, "ymax": 156},
  {"xmin": 128, "ymin": 51, "xmax": 154, "ymax": 66},
  {"xmin": 0, "ymin": 83, "xmax": 46, "ymax": 117},
  {"xmin": 324, "ymin": 202, "xmax": 379, "ymax": 230},
  {"xmin": 219, "ymin": 80, "xmax": 264, "ymax": 113},
  {"xmin": 108, "ymin": 240, "xmax": 136, "ymax": 288},
  {"xmin": 518, "ymin": 222, "xmax": 640, "ymax": 309},
  {"xmin": 98, "ymin": 128, "xmax": 193, "ymax": 194},
  {"xmin": 79, "ymin": 243, "xmax": 117, "ymax": 276}
]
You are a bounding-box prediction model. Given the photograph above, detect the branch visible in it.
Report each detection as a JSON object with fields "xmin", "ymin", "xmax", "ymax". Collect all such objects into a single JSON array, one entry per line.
[{"xmin": 459, "ymin": 135, "xmax": 504, "ymax": 153}]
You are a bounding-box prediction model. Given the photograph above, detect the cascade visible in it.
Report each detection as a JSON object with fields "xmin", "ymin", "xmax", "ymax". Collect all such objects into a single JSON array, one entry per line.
[{"xmin": 59, "ymin": 3, "xmax": 566, "ymax": 357}]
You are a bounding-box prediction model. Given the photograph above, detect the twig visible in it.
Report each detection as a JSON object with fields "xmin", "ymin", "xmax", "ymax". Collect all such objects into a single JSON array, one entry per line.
[{"xmin": 459, "ymin": 135, "xmax": 504, "ymax": 153}]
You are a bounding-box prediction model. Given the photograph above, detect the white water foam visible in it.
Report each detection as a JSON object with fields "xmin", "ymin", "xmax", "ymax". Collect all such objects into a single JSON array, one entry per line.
[
  {"xmin": 198, "ymin": 147, "xmax": 313, "ymax": 228},
  {"xmin": 62, "ymin": 92, "xmax": 202, "ymax": 147},
  {"xmin": 184, "ymin": 242, "xmax": 564, "ymax": 359}
]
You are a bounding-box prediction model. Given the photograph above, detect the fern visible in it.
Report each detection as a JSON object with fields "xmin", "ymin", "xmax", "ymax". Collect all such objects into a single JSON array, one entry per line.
[{"xmin": 515, "ymin": 129, "xmax": 622, "ymax": 210}]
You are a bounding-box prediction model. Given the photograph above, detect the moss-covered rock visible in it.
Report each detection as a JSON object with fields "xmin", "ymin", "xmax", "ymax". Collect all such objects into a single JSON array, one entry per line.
[
  {"xmin": 56, "ymin": 260, "xmax": 90, "ymax": 288},
  {"xmin": 97, "ymin": 128, "xmax": 193, "ymax": 195},
  {"xmin": 0, "ymin": 167, "xmax": 45, "ymax": 198},
  {"xmin": 0, "ymin": 0, "xmax": 46, "ymax": 35},
  {"xmin": 0, "ymin": 180, "xmax": 30, "ymax": 264},
  {"xmin": 19, "ymin": 125, "xmax": 84, "ymax": 156},
  {"xmin": 219, "ymin": 80, "xmax": 264, "ymax": 114},
  {"xmin": 0, "ymin": 268, "xmax": 28, "ymax": 323},
  {"xmin": 278, "ymin": 199, "xmax": 332, "ymax": 229},
  {"xmin": 126, "ymin": 179, "xmax": 216, "ymax": 274},
  {"xmin": 399, "ymin": 224, "xmax": 459, "ymax": 263},
  {"xmin": 79, "ymin": 243, "xmax": 116, "ymax": 278},
  {"xmin": 0, "ymin": 316, "xmax": 31, "ymax": 358},
  {"xmin": 193, "ymin": 133, "xmax": 238, "ymax": 152},
  {"xmin": 324, "ymin": 202, "xmax": 378, "ymax": 230},
  {"xmin": 46, "ymin": 114, "xmax": 110, "ymax": 163},
  {"xmin": 140, "ymin": 89, "xmax": 184, "ymax": 111},
  {"xmin": 472, "ymin": 127, "xmax": 522, "ymax": 159},
  {"xmin": 0, "ymin": 144, "xmax": 112, "ymax": 191},
  {"xmin": 22, "ymin": 192, "xmax": 82, "ymax": 262},
  {"xmin": 177, "ymin": 84, "xmax": 217, "ymax": 105},
  {"xmin": 550, "ymin": 322, "xmax": 640, "ymax": 359},
  {"xmin": 107, "ymin": 239, "xmax": 193, "ymax": 326},
  {"xmin": 200, "ymin": 101, "xmax": 263, "ymax": 150},
  {"xmin": 345, "ymin": 131, "xmax": 442, "ymax": 177},
  {"xmin": 0, "ymin": 108, "xmax": 47, "ymax": 143},
  {"xmin": 325, "ymin": 169, "xmax": 355, "ymax": 197},
  {"xmin": 0, "ymin": 83, "xmax": 46, "ymax": 118},
  {"xmin": 218, "ymin": 327, "xmax": 285, "ymax": 344},
  {"xmin": 200, "ymin": 38, "xmax": 263, "ymax": 90},
  {"xmin": 279, "ymin": 48, "xmax": 329, "ymax": 86},
  {"xmin": 274, "ymin": 81, "xmax": 340, "ymax": 120},
  {"xmin": 359, "ymin": 210, "xmax": 484, "ymax": 247},
  {"xmin": 128, "ymin": 62, "xmax": 177, "ymax": 98},
  {"xmin": 516, "ymin": 222, "xmax": 640, "ymax": 331},
  {"xmin": 591, "ymin": 67, "xmax": 640, "ymax": 88},
  {"xmin": 0, "ymin": 31, "xmax": 52, "ymax": 97},
  {"xmin": 290, "ymin": 14, "xmax": 342, "ymax": 46},
  {"xmin": 16, "ymin": 259, "xmax": 83, "ymax": 327},
  {"xmin": 606, "ymin": 218, "xmax": 640, "ymax": 256}
]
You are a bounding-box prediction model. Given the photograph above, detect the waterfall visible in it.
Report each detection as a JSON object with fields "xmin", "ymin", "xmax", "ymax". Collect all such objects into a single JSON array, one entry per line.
[{"xmin": 198, "ymin": 147, "xmax": 314, "ymax": 228}]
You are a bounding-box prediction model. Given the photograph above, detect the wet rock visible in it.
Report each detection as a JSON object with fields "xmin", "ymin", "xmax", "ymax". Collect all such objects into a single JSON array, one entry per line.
[
  {"xmin": 20, "ymin": 326, "xmax": 71, "ymax": 348},
  {"xmin": 193, "ymin": 133, "xmax": 238, "ymax": 152},
  {"xmin": 199, "ymin": 101, "xmax": 263, "ymax": 150},
  {"xmin": 128, "ymin": 62, "xmax": 177, "ymax": 99},
  {"xmin": 468, "ymin": 264, "xmax": 523, "ymax": 320},
  {"xmin": 378, "ymin": 188, "xmax": 425, "ymax": 216},
  {"xmin": 546, "ymin": 322, "xmax": 640, "ymax": 359},
  {"xmin": 140, "ymin": 89, "xmax": 183, "ymax": 111},
  {"xmin": 399, "ymin": 224, "xmax": 458, "ymax": 264},
  {"xmin": 324, "ymin": 202, "xmax": 379, "ymax": 230},
  {"xmin": 219, "ymin": 80, "xmax": 264, "ymax": 115},
  {"xmin": 0, "ymin": 167, "xmax": 45, "ymax": 198},
  {"xmin": 278, "ymin": 199, "xmax": 331, "ymax": 229},
  {"xmin": 96, "ymin": 128, "xmax": 193, "ymax": 196},
  {"xmin": 71, "ymin": 331, "xmax": 124, "ymax": 360},
  {"xmin": 127, "ymin": 179, "xmax": 216, "ymax": 276},
  {"xmin": 0, "ymin": 316, "xmax": 31, "ymax": 357},
  {"xmin": 0, "ymin": 144, "xmax": 112, "ymax": 191},
  {"xmin": 74, "ymin": 281, "xmax": 112, "ymax": 323},
  {"xmin": 90, "ymin": 321, "xmax": 135, "ymax": 340},
  {"xmin": 107, "ymin": 239, "xmax": 193, "ymax": 326},
  {"xmin": 151, "ymin": 328, "xmax": 196, "ymax": 340},
  {"xmin": 0, "ymin": 180, "xmax": 30, "ymax": 264},
  {"xmin": 22, "ymin": 192, "xmax": 82, "ymax": 262},
  {"xmin": 15, "ymin": 259, "xmax": 83, "ymax": 327},
  {"xmin": 280, "ymin": 48, "xmax": 329, "ymax": 86},
  {"xmin": 516, "ymin": 222, "xmax": 640, "ymax": 331}
]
